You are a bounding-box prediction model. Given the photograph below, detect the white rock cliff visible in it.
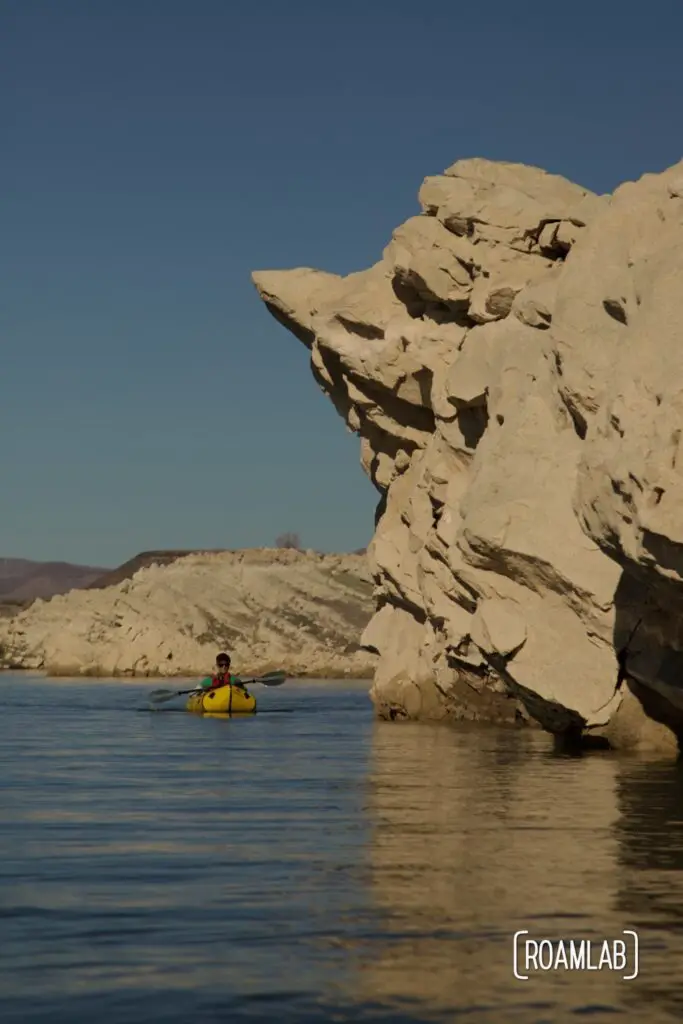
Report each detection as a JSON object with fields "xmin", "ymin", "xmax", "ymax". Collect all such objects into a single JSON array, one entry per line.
[
  {"xmin": 253, "ymin": 157, "xmax": 683, "ymax": 753},
  {"xmin": 0, "ymin": 549, "xmax": 376, "ymax": 679}
]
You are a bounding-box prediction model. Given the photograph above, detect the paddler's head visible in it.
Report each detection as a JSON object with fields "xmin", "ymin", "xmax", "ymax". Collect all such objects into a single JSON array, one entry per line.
[{"xmin": 216, "ymin": 652, "xmax": 231, "ymax": 673}]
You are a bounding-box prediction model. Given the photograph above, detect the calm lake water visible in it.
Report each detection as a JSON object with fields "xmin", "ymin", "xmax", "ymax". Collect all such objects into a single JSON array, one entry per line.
[{"xmin": 1, "ymin": 675, "xmax": 683, "ymax": 1023}]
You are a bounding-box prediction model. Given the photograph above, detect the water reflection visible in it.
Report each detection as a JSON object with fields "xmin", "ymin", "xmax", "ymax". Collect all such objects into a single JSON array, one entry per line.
[
  {"xmin": 615, "ymin": 762, "xmax": 683, "ymax": 1019},
  {"xmin": 3, "ymin": 678, "xmax": 683, "ymax": 1023},
  {"xmin": 362, "ymin": 721, "xmax": 683, "ymax": 1021}
]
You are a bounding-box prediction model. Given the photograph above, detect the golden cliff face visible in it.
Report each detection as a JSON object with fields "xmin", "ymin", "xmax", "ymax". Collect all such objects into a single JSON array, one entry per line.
[{"xmin": 254, "ymin": 157, "xmax": 683, "ymax": 754}]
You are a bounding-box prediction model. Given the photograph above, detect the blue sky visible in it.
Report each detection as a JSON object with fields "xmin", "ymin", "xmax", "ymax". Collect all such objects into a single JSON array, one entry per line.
[{"xmin": 3, "ymin": 1, "xmax": 682, "ymax": 567}]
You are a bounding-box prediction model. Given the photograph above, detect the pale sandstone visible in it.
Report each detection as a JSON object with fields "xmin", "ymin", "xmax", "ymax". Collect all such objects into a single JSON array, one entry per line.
[
  {"xmin": 0, "ymin": 549, "xmax": 376, "ymax": 679},
  {"xmin": 254, "ymin": 156, "xmax": 683, "ymax": 753}
]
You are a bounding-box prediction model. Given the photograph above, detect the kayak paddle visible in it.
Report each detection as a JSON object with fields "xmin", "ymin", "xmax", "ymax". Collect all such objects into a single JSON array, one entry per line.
[{"xmin": 149, "ymin": 670, "xmax": 287, "ymax": 705}]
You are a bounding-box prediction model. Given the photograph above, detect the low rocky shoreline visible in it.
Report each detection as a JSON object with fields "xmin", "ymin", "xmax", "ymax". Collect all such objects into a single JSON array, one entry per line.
[{"xmin": 0, "ymin": 548, "xmax": 377, "ymax": 682}]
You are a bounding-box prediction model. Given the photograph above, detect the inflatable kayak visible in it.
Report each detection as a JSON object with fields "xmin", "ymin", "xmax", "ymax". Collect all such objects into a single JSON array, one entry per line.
[{"xmin": 185, "ymin": 682, "xmax": 257, "ymax": 715}]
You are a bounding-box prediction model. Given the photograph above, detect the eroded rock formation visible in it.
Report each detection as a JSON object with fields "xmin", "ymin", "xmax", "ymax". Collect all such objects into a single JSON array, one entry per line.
[
  {"xmin": 253, "ymin": 157, "xmax": 683, "ymax": 753},
  {"xmin": 0, "ymin": 549, "xmax": 376, "ymax": 678}
]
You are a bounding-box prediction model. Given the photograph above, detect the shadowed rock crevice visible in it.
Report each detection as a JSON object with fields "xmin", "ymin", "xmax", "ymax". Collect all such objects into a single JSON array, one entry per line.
[
  {"xmin": 457, "ymin": 402, "xmax": 489, "ymax": 450},
  {"xmin": 346, "ymin": 372, "xmax": 436, "ymax": 434},
  {"xmin": 253, "ymin": 156, "xmax": 683, "ymax": 752},
  {"xmin": 336, "ymin": 316, "xmax": 385, "ymax": 340}
]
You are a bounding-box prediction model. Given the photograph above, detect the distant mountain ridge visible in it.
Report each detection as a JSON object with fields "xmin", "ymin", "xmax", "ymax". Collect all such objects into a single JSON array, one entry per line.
[{"xmin": 0, "ymin": 558, "xmax": 108, "ymax": 602}]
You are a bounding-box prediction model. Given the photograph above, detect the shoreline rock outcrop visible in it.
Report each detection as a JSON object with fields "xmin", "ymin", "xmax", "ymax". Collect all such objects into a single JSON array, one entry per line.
[
  {"xmin": 253, "ymin": 156, "xmax": 683, "ymax": 753},
  {"xmin": 0, "ymin": 549, "xmax": 376, "ymax": 679}
]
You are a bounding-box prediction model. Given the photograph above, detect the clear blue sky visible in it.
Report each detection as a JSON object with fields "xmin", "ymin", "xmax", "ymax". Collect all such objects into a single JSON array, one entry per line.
[{"xmin": 3, "ymin": 1, "xmax": 682, "ymax": 567}]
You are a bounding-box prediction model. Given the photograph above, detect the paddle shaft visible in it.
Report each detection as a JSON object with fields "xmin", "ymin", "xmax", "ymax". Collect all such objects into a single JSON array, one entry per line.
[{"xmin": 149, "ymin": 670, "xmax": 286, "ymax": 703}]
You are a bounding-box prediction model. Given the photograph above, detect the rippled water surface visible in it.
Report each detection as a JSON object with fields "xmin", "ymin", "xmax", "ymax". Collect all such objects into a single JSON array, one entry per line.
[{"xmin": 2, "ymin": 675, "xmax": 683, "ymax": 1022}]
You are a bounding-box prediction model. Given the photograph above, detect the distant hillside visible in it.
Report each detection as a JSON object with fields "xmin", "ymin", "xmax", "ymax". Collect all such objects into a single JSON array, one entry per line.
[
  {"xmin": 86, "ymin": 549, "xmax": 227, "ymax": 591},
  {"xmin": 87, "ymin": 547, "xmax": 370, "ymax": 589},
  {"xmin": 0, "ymin": 548, "xmax": 376, "ymax": 678},
  {"xmin": 0, "ymin": 558, "xmax": 108, "ymax": 602},
  {"xmin": 0, "ymin": 546, "xmax": 370, "ymax": 609}
]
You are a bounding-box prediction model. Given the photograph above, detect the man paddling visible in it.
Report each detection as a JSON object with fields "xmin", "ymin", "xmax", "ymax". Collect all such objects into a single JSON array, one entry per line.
[{"xmin": 201, "ymin": 652, "xmax": 245, "ymax": 691}]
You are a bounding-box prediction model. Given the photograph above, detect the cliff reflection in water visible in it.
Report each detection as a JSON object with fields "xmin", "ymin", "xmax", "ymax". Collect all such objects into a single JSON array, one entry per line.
[
  {"xmin": 361, "ymin": 720, "xmax": 683, "ymax": 1021},
  {"xmin": 615, "ymin": 762, "xmax": 683, "ymax": 1020}
]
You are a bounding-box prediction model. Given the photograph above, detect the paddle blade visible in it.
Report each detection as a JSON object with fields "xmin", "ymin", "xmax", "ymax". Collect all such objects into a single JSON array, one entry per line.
[
  {"xmin": 232, "ymin": 671, "xmax": 286, "ymax": 688},
  {"xmin": 149, "ymin": 689, "xmax": 179, "ymax": 704},
  {"xmin": 255, "ymin": 671, "xmax": 287, "ymax": 686}
]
